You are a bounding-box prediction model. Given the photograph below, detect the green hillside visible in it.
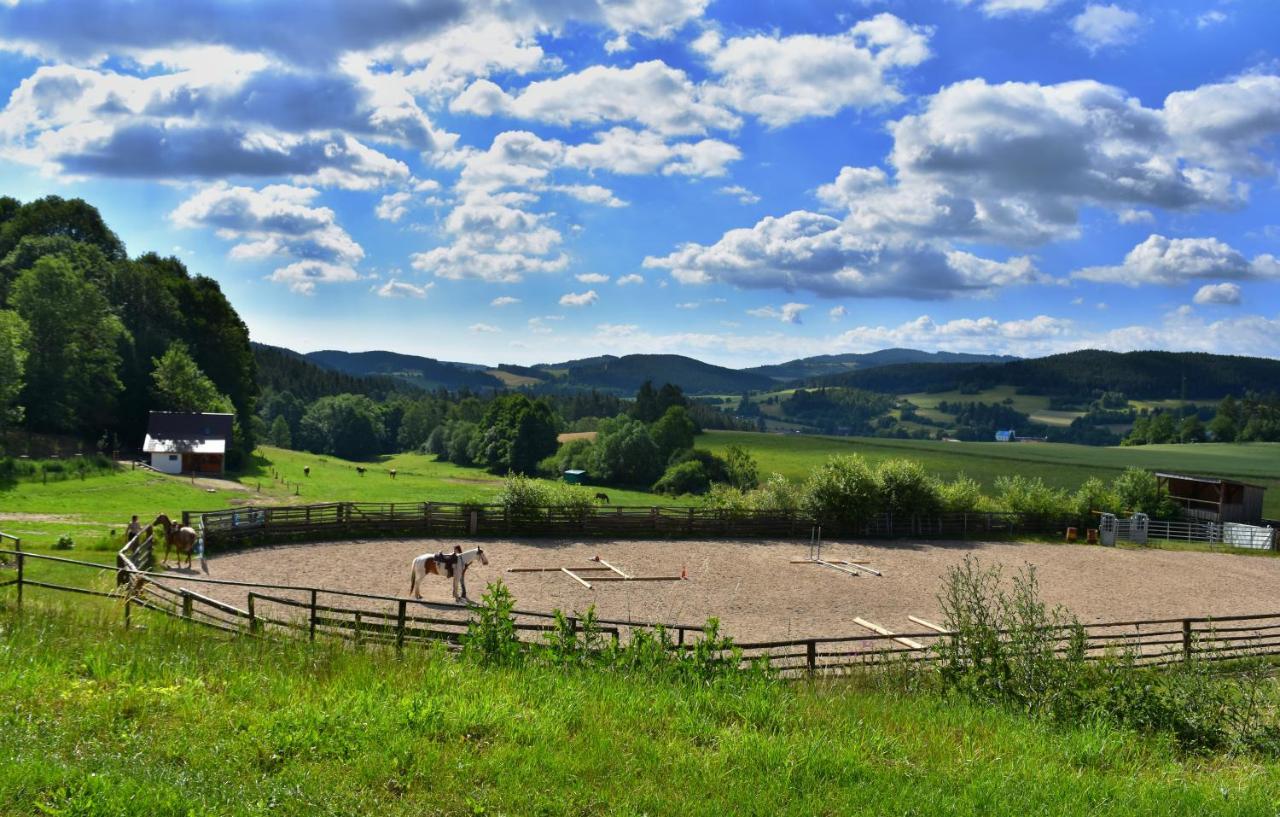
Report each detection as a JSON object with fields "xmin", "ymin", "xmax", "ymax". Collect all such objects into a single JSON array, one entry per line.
[
  {"xmin": 305, "ymin": 350, "xmax": 505, "ymax": 391},
  {"xmin": 746, "ymin": 349, "xmax": 1017, "ymax": 382}
]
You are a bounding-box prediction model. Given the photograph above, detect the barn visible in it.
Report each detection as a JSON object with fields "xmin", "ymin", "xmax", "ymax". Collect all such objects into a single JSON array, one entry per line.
[
  {"xmin": 1156, "ymin": 472, "xmax": 1267, "ymax": 525},
  {"xmin": 143, "ymin": 411, "xmax": 233, "ymax": 475}
]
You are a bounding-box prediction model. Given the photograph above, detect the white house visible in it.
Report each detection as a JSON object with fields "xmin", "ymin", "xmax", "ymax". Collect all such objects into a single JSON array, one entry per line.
[{"xmin": 143, "ymin": 411, "xmax": 233, "ymax": 475}]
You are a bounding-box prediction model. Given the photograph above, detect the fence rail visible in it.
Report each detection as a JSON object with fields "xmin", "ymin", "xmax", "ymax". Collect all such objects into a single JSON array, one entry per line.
[
  {"xmin": 7, "ymin": 544, "xmax": 1280, "ymax": 676},
  {"xmin": 193, "ymin": 502, "xmax": 1071, "ymax": 549}
]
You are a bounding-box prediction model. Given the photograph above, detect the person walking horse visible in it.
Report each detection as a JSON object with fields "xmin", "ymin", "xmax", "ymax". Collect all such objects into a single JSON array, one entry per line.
[{"xmin": 409, "ymin": 545, "xmax": 489, "ymax": 602}]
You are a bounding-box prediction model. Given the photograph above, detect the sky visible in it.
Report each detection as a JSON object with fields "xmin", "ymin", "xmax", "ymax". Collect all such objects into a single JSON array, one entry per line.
[{"xmin": 1, "ymin": 0, "xmax": 1278, "ymax": 368}]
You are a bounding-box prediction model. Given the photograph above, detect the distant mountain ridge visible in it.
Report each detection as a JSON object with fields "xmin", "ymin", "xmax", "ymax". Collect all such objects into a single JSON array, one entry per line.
[
  {"xmin": 745, "ymin": 348, "xmax": 1019, "ymax": 382},
  {"xmin": 305, "ymin": 350, "xmax": 505, "ymax": 391}
]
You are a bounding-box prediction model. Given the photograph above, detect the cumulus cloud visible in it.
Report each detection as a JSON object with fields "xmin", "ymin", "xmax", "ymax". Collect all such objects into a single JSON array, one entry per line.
[
  {"xmin": 411, "ymin": 197, "xmax": 567, "ymax": 283},
  {"xmin": 374, "ymin": 279, "xmax": 432, "ymax": 298},
  {"xmin": 1074, "ymin": 235, "xmax": 1280, "ymax": 285},
  {"xmin": 718, "ymin": 185, "xmax": 760, "ymax": 204},
  {"xmin": 452, "ymin": 60, "xmax": 738, "ymax": 136},
  {"xmin": 565, "ymin": 127, "xmax": 741, "ymax": 178},
  {"xmin": 697, "ymin": 14, "xmax": 931, "ymax": 127},
  {"xmin": 1193, "ymin": 282, "xmax": 1242, "ymax": 305},
  {"xmin": 644, "ymin": 210, "xmax": 1044, "ymax": 299},
  {"xmin": 555, "ymin": 184, "xmax": 627, "ymax": 207},
  {"xmin": 616, "ymin": 273, "xmax": 644, "ymax": 285},
  {"xmin": 490, "ymin": 295, "xmax": 521, "ymax": 306},
  {"xmin": 747, "ymin": 302, "xmax": 810, "ymax": 324},
  {"xmin": 1071, "ymin": 5, "xmax": 1143, "ymax": 52},
  {"xmin": 469, "ymin": 322, "xmax": 502, "ymax": 333},
  {"xmin": 1163, "ymin": 74, "xmax": 1280, "ymax": 174},
  {"xmin": 171, "ymin": 183, "xmax": 365, "ymax": 291},
  {"xmin": 375, "ymin": 191, "xmax": 412, "ymax": 222},
  {"xmin": 829, "ymin": 305, "xmax": 847, "ymax": 321},
  {"xmin": 1196, "ymin": 10, "xmax": 1228, "ymax": 28},
  {"xmin": 954, "ymin": 0, "xmax": 1067, "ymax": 17},
  {"xmin": 576, "ymin": 273, "xmax": 610, "ymax": 283},
  {"xmin": 559, "ymin": 289, "xmax": 599, "ymax": 306}
]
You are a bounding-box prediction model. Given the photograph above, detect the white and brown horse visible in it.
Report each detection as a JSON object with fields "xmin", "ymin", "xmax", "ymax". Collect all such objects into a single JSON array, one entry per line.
[
  {"xmin": 154, "ymin": 513, "xmax": 200, "ymax": 570},
  {"xmin": 409, "ymin": 545, "xmax": 488, "ymax": 602}
]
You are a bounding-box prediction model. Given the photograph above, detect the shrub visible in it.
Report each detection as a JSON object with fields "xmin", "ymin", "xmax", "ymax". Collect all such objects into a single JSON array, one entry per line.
[
  {"xmin": 543, "ymin": 481, "xmax": 597, "ymax": 523},
  {"xmin": 802, "ymin": 455, "xmax": 880, "ymax": 530},
  {"xmin": 667, "ymin": 448, "xmax": 728, "ymax": 483},
  {"xmin": 875, "ymin": 459, "xmax": 941, "ymax": 517},
  {"xmin": 495, "ymin": 473, "xmax": 549, "ymax": 525},
  {"xmin": 699, "ymin": 483, "xmax": 754, "ymax": 518},
  {"xmin": 936, "ymin": 474, "xmax": 984, "ymax": 513},
  {"xmin": 1111, "ymin": 467, "xmax": 1179, "ymax": 518},
  {"xmin": 723, "ymin": 444, "xmax": 759, "ymax": 490},
  {"xmin": 463, "ymin": 581, "xmax": 521, "ymax": 665},
  {"xmin": 52, "ymin": 534, "xmax": 74, "ymax": 550},
  {"xmin": 653, "ymin": 460, "xmax": 710, "ymax": 496},
  {"xmin": 750, "ymin": 473, "xmax": 803, "ymax": 514},
  {"xmin": 994, "ymin": 475, "xmax": 1072, "ymax": 520},
  {"xmin": 1072, "ymin": 477, "xmax": 1119, "ymax": 524}
]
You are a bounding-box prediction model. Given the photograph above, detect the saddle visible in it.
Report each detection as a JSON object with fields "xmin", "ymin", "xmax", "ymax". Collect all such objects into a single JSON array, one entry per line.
[{"xmin": 433, "ymin": 551, "xmax": 460, "ymax": 578}]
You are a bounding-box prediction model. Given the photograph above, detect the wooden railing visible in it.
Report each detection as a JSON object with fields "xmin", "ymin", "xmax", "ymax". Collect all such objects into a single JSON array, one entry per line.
[
  {"xmin": 192, "ymin": 502, "xmax": 1069, "ymax": 549},
  {"xmin": 7, "ymin": 546, "xmax": 1280, "ymax": 675}
]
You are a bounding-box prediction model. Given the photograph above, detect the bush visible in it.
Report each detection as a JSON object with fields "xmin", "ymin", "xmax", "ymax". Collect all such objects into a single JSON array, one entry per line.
[
  {"xmin": 52, "ymin": 534, "xmax": 74, "ymax": 550},
  {"xmin": 1111, "ymin": 467, "xmax": 1179, "ymax": 518},
  {"xmin": 802, "ymin": 455, "xmax": 880, "ymax": 530},
  {"xmin": 875, "ymin": 459, "xmax": 941, "ymax": 517},
  {"xmin": 463, "ymin": 581, "xmax": 521, "ymax": 665},
  {"xmin": 699, "ymin": 483, "xmax": 754, "ymax": 517},
  {"xmin": 723, "ymin": 444, "xmax": 759, "ymax": 490},
  {"xmin": 653, "ymin": 459, "xmax": 710, "ymax": 496},
  {"xmin": 1072, "ymin": 477, "xmax": 1119, "ymax": 524},
  {"xmin": 750, "ymin": 472, "xmax": 803, "ymax": 514},
  {"xmin": 495, "ymin": 473, "xmax": 549, "ymax": 525},
  {"xmin": 936, "ymin": 474, "xmax": 984, "ymax": 513},
  {"xmin": 994, "ymin": 475, "xmax": 1072, "ymax": 520}
]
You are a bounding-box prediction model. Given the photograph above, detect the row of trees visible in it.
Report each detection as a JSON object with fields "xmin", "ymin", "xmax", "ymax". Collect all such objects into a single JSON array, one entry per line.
[
  {"xmin": 0, "ymin": 196, "xmax": 257, "ymax": 463},
  {"xmin": 1123, "ymin": 393, "xmax": 1280, "ymax": 445}
]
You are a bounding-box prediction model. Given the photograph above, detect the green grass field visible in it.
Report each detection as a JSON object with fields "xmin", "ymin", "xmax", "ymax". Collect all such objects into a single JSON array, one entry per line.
[
  {"xmin": 702, "ymin": 431, "xmax": 1280, "ymax": 517},
  {"xmin": 4, "ymin": 601, "xmax": 1279, "ymax": 816}
]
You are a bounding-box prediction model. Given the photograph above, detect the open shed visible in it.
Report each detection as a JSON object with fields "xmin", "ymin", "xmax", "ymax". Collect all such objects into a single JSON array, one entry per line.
[
  {"xmin": 1156, "ymin": 472, "xmax": 1266, "ymax": 525},
  {"xmin": 143, "ymin": 411, "xmax": 233, "ymax": 475}
]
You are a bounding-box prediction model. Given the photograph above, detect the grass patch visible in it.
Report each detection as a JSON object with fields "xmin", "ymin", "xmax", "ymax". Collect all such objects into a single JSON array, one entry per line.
[{"xmin": 4, "ymin": 600, "xmax": 1280, "ymax": 815}]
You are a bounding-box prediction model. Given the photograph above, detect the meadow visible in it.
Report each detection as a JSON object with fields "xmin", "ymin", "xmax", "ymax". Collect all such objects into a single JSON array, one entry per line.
[{"xmin": 4, "ymin": 601, "xmax": 1280, "ymax": 817}]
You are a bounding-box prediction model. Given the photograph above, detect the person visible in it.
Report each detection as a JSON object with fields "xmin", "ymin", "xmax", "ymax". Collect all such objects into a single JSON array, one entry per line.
[{"xmin": 125, "ymin": 515, "xmax": 142, "ymax": 542}]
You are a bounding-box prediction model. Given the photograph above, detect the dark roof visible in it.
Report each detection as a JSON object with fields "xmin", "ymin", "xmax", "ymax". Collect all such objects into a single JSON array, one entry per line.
[
  {"xmin": 1155, "ymin": 472, "xmax": 1267, "ymax": 491},
  {"xmin": 146, "ymin": 411, "xmax": 234, "ymax": 441}
]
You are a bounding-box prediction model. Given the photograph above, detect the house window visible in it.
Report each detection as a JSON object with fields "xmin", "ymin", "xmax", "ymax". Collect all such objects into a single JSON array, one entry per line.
[{"xmin": 168, "ymin": 455, "xmax": 178, "ymax": 461}]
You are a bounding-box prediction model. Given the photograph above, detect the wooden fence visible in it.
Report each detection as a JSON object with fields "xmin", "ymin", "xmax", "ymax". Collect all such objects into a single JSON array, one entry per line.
[
  {"xmin": 193, "ymin": 502, "xmax": 1068, "ymax": 549},
  {"xmin": 7, "ymin": 544, "xmax": 1280, "ymax": 676}
]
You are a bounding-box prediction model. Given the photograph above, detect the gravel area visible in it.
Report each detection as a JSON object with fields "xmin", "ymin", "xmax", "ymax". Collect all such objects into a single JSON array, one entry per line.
[{"xmin": 196, "ymin": 537, "xmax": 1280, "ymax": 641}]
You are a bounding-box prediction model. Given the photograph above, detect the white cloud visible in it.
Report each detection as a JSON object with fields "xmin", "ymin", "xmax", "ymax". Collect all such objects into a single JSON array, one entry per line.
[
  {"xmin": 411, "ymin": 197, "xmax": 567, "ymax": 283},
  {"xmin": 559, "ymin": 289, "xmax": 599, "ymax": 306},
  {"xmin": 527, "ymin": 316, "xmax": 555, "ymax": 334},
  {"xmin": 555, "ymin": 184, "xmax": 627, "ymax": 207},
  {"xmin": 748, "ymin": 302, "xmax": 810, "ymax": 324},
  {"xmin": 645, "ymin": 210, "xmax": 1045, "ymax": 299},
  {"xmin": 374, "ymin": 279, "xmax": 432, "ymax": 298},
  {"xmin": 171, "ymin": 182, "xmax": 365, "ymax": 291},
  {"xmin": 469, "ymin": 322, "xmax": 502, "ymax": 333},
  {"xmin": 676, "ymin": 301, "xmax": 700, "ymax": 309},
  {"xmin": 616, "ymin": 273, "xmax": 644, "ymax": 286},
  {"xmin": 452, "ymin": 60, "xmax": 738, "ymax": 136},
  {"xmin": 1196, "ymin": 10, "xmax": 1228, "ymax": 28},
  {"xmin": 1117, "ymin": 208, "xmax": 1155, "ymax": 225},
  {"xmin": 1163, "ymin": 74, "xmax": 1280, "ymax": 175},
  {"xmin": 375, "ymin": 191, "xmax": 412, "ymax": 222},
  {"xmin": 1193, "ymin": 282, "xmax": 1242, "ymax": 305},
  {"xmin": 1071, "ymin": 5, "xmax": 1143, "ymax": 52},
  {"xmin": 829, "ymin": 305, "xmax": 847, "ymax": 321},
  {"xmin": 1074, "ymin": 234, "xmax": 1280, "ymax": 285},
  {"xmin": 698, "ymin": 14, "xmax": 931, "ymax": 127},
  {"xmin": 954, "ymin": 0, "xmax": 1067, "ymax": 17},
  {"xmin": 490, "ymin": 295, "xmax": 521, "ymax": 307},
  {"xmin": 565, "ymin": 126, "xmax": 740, "ymax": 178},
  {"xmin": 576, "ymin": 273, "xmax": 610, "ymax": 283},
  {"xmin": 717, "ymin": 185, "xmax": 760, "ymax": 204}
]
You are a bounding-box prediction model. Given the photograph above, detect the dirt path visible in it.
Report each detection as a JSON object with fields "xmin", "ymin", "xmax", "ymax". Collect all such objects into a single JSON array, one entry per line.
[{"xmin": 200, "ymin": 538, "xmax": 1280, "ymax": 641}]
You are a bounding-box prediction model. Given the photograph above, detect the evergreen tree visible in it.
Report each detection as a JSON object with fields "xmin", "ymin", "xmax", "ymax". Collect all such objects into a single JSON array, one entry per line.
[{"xmin": 632, "ymin": 380, "xmax": 660, "ymax": 423}]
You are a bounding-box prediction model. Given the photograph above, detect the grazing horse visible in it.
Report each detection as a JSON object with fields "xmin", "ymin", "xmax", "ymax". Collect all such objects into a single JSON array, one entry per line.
[
  {"xmin": 409, "ymin": 545, "xmax": 489, "ymax": 602},
  {"xmin": 154, "ymin": 513, "xmax": 199, "ymax": 569},
  {"xmin": 389, "ymin": 469, "xmax": 397, "ymax": 479},
  {"xmin": 594, "ymin": 492, "xmax": 610, "ymax": 504},
  {"xmin": 356, "ymin": 466, "xmax": 367, "ymax": 476},
  {"xmin": 304, "ymin": 466, "xmax": 310, "ymax": 477}
]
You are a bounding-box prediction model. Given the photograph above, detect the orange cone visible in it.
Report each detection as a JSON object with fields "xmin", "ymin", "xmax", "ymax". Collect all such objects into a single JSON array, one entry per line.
[{"xmin": 681, "ymin": 564, "xmax": 687, "ymax": 580}]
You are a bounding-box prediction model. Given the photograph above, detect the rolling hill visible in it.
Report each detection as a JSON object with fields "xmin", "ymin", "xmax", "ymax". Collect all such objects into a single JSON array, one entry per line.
[
  {"xmin": 304, "ymin": 350, "xmax": 506, "ymax": 391},
  {"xmin": 745, "ymin": 349, "xmax": 1018, "ymax": 382},
  {"xmin": 549, "ymin": 353, "xmax": 777, "ymax": 394},
  {"xmin": 808, "ymin": 350, "xmax": 1280, "ymax": 400}
]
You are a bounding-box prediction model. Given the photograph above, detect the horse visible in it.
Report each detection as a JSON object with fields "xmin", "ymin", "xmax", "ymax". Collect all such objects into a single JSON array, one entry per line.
[
  {"xmin": 389, "ymin": 469, "xmax": 397, "ymax": 479},
  {"xmin": 304, "ymin": 466, "xmax": 310, "ymax": 477},
  {"xmin": 594, "ymin": 492, "xmax": 610, "ymax": 504},
  {"xmin": 154, "ymin": 513, "xmax": 200, "ymax": 570},
  {"xmin": 409, "ymin": 545, "xmax": 489, "ymax": 602},
  {"xmin": 356, "ymin": 466, "xmax": 367, "ymax": 476}
]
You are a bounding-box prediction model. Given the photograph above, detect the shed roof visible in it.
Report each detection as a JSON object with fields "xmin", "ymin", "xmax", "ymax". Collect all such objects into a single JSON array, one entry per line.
[{"xmin": 1155, "ymin": 472, "xmax": 1267, "ymax": 491}]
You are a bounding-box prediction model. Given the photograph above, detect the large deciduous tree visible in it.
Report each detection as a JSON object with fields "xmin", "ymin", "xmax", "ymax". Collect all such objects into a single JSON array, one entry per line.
[
  {"xmin": 0, "ymin": 309, "xmax": 29, "ymax": 429},
  {"xmin": 151, "ymin": 341, "xmax": 233, "ymax": 413},
  {"xmin": 297, "ymin": 394, "xmax": 385, "ymax": 461},
  {"xmin": 475, "ymin": 393, "xmax": 560, "ymax": 474}
]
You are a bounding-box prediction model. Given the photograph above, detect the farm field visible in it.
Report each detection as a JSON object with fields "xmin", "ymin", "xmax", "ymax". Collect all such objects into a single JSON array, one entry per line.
[
  {"xmin": 4, "ymin": 602, "xmax": 1280, "ymax": 816},
  {"xmin": 702, "ymin": 431, "xmax": 1280, "ymax": 517}
]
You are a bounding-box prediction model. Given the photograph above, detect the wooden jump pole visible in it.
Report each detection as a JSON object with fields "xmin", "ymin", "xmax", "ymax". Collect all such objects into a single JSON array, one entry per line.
[
  {"xmin": 561, "ymin": 568, "xmax": 593, "ymax": 589},
  {"xmin": 907, "ymin": 615, "xmax": 949, "ymax": 633},
  {"xmin": 853, "ymin": 617, "xmax": 925, "ymax": 650}
]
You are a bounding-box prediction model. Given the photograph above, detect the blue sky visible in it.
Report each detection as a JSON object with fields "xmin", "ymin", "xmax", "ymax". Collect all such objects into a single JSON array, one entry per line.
[{"xmin": 1, "ymin": 0, "xmax": 1278, "ymax": 367}]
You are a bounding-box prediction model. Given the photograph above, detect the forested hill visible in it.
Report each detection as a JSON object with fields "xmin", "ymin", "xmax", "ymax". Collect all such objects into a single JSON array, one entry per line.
[
  {"xmin": 808, "ymin": 350, "xmax": 1280, "ymax": 400},
  {"xmin": 0, "ymin": 195, "xmax": 256, "ymax": 462},
  {"xmin": 253, "ymin": 344, "xmax": 409, "ymax": 402},
  {"xmin": 305, "ymin": 350, "xmax": 505, "ymax": 391},
  {"xmin": 551, "ymin": 354, "xmax": 776, "ymax": 395},
  {"xmin": 744, "ymin": 349, "xmax": 1018, "ymax": 382}
]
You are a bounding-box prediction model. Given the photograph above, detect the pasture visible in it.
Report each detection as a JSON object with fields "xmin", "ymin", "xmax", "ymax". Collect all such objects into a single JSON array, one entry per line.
[
  {"xmin": 195, "ymin": 536, "xmax": 1280, "ymax": 642},
  {"xmin": 702, "ymin": 432, "xmax": 1280, "ymax": 517}
]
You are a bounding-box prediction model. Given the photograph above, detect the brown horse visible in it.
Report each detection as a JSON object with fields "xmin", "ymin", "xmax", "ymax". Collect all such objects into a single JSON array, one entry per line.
[{"xmin": 155, "ymin": 513, "xmax": 199, "ymax": 569}]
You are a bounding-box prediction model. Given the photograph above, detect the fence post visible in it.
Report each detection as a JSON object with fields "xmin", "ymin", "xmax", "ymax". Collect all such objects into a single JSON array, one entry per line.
[
  {"xmin": 677, "ymin": 626, "xmax": 685, "ymax": 647},
  {"xmin": 15, "ymin": 539, "xmax": 23, "ymax": 610},
  {"xmin": 1182, "ymin": 618, "xmax": 1193, "ymax": 661},
  {"xmin": 806, "ymin": 639, "xmax": 817, "ymax": 674},
  {"xmin": 309, "ymin": 589, "xmax": 318, "ymax": 642},
  {"xmin": 124, "ymin": 596, "xmax": 131, "ymax": 629},
  {"xmin": 396, "ymin": 600, "xmax": 407, "ymax": 656},
  {"xmin": 248, "ymin": 594, "xmax": 258, "ymax": 633},
  {"xmin": 182, "ymin": 592, "xmax": 193, "ymax": 619},
  {"xmin": 354, "ymin": 611, "xmax": 362, "ymax": 647},
  {"xmin": 469, "ymin": 510, "xmax": 478, "ymax": 536}
]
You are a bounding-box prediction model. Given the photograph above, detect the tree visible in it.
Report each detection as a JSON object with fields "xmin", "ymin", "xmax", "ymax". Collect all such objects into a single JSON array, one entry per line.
[
  {"xmin": 875, "ymin": 459, "xmax": 940, "ymax": 517},
  {"xmin": 651, "ymin": 405, "xmax": 696, "ymax": 460},
  {"xmin": 397, "ymin": 399, "xmax": 445, "ymax": 452},
  {"xmin": 1146, "ymin": 412, "xmax": 1177, "ymax": 444},
  {"xmin": 656, "ymin": 382, "xmax": 688, "ymax": 415},
  {"xmin": 632, "ymin": 380, "xmax": 660, "ymax": 423},
  {"xmin": 474, "ymin": 393, "xmax": 560, "ymax": 474},
  {"xmin": 297, "ymin": 394, "xmax": 385, "ymax": 460},
  {"xmin": 653, "ymin": 459, "xmax": 710, "ymax": 495},
  {"xmin": 10, "ymin": 257, "xmax": 125, "ymax": 433},
  {"xmin": 723, "ymin": 444, "xmax": 759, "ymax": 490},
  {"xmin": 590, "ymin": 416, "xmax": 663, "ymax": 485},
  {"xmin": 0, "ymin": 310, "xmax": 28, "ymax": 428},
  {"xmin": 151, "ymin": 341, "xmax": 233, "ymax": 413},
  {"xmin": 268, "ymin": 415, "xmax": 292, "ymax": 448},
  {"xmin": 1178, "ymin": 415, "xmax": 1205, "ymax": 444}
]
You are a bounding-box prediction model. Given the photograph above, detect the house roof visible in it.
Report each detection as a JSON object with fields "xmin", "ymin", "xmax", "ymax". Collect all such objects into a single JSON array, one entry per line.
[
  {"xmin": 143, "ymin": 411, "xmax": 233, "ymax": 455},
  {"xmin": 1155, "ymin": 472, "xmax": 1267, "ymax": 491}
]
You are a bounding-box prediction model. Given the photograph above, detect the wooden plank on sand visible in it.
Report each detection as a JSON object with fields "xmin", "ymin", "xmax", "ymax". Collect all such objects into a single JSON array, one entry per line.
[{"xmin": 853, "ymin": 617, "xmax": 925, "ymax": 650}]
